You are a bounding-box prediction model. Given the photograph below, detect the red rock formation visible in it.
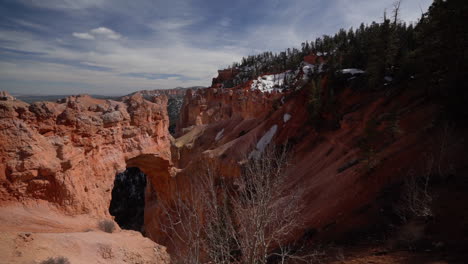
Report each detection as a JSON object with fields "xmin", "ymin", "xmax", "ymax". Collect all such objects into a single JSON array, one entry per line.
[
  {"xmin": 211, "ymin": 68, "xmax": 240, "ymax": 88},
  {"xmin": 172, "ymin": 75, "xmax": 467, "ymax": 250},
  {"xmin": 129, "ymin": 87, "xmax": 200, "ymax": 98},
  {"xmin": 304, "ymin": 53, "xmax": 326, "ymax": 64},
  {"xmin": 0, "ymin": 92, "xmax": 171, "ymax": 220},
  {"xmin": 0, "ymin": 91, "xmax": 175, "ymax": 262},
  {"xmin": 175, "ymin": 86, "xmax": 282, "ymax": 137}
]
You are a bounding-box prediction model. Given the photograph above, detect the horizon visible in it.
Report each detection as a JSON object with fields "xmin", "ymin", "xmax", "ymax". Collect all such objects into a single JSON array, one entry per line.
[
  {"xmin": 1, "ymin": 0, "xmax": 432, "ymax": 95},
  {"xmin": 9, "ymin": 85, "xmax": 202, "ymax": 97}
]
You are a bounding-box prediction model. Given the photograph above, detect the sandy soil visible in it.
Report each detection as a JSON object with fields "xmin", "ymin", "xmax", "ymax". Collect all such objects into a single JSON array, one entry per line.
[{"xmin": 0, "ymin": 203, "xmax": 170, "ymax": 264}]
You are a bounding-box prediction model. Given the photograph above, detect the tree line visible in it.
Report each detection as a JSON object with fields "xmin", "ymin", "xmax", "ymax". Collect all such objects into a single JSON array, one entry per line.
[{"xmin": 225, "ymin": 0, "xmax": 467, "ymax": 118}]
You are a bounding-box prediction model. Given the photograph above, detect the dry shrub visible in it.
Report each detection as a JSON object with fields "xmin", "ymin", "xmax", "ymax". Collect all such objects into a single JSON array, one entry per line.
[
  {"xmin": 40, "ymin": 256, "xmax": 70, "ymax": 264},
  {"xmin": 160, "ymin": 145, "xmax": 308, "ymax": 264},
  {"xmin": 98, "ymin": 219, "xmax": 116, "ymax": 233}
]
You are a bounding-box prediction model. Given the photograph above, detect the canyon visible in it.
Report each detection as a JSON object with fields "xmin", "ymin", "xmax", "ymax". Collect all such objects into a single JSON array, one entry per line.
[{"xmin": 1, "ymin": 61, "xmax": 467, "ymax": 263}]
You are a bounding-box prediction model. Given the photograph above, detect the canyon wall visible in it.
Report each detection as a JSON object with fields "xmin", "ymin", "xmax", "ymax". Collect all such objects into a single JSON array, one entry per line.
[
  {"xmin": 172, "ymin": 72, "xmax": 467, "ymax": 247},
  {"xmin": 176, "ymin": 87, "xmax": 282, "ymax": 136}
]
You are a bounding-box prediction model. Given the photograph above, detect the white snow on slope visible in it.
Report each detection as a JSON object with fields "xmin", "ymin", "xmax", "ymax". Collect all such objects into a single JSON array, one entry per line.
[
  {"xmin": 283, "ymin": 113, "xmax": 292, "ymax": 123},
  {"xmin": 215, "ymin": 128, "xmax": 224, "ymax": 141},
  {"xmin": 303, "ymin": 63, "xmax": 313, "ymax": 80},
  {"xmin": 303, "ymin": 62, "xmax": 325, "ymax": 81},
  {"xmin": 316, "ymin": 52, "xmax": 328, "ymax": 56},
  {"xmin": 340, "ymin": 69, "xmax": 365, "ymax": 75},
  {"xmin": 251, "ymin": 72, "xmax": 292, "ymax": 92},
  {"xmin": 249, "ymin": 124, "xmax": 278, "ymax": 159}
]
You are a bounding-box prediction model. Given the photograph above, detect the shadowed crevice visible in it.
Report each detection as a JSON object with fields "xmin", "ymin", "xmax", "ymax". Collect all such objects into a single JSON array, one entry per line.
[{"xmin": 109, "ymin": 167, "xmax": 146, "ymax": 232}]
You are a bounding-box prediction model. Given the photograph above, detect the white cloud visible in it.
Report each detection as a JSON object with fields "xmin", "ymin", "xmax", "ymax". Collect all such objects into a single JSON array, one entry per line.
[
  {"xmin": 72, "ymin": 27, "xmax": 121, "ymax": 40},
  {"xmin": 72, "ymin": 32, "xmax": 95, "ymax": 40},
  {"xmin": 90, "ymin": 27, "xmax": 121, "ymax": 40},
  {"xmin": 0, "ymin": 27, "xmax": 243, "ymax": 95}
]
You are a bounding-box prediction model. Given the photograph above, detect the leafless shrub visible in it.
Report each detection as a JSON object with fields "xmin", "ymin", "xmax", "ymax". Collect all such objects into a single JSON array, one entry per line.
[
  {"xmin": 40, "ymin": 256, "xmax": 70, "ymax": 264},
  {"xmin": 395, "ymin": 166, "xmax": 433, "ymax": 223},
  {"xmin": 159, "ymin": 186, "xmax": 204, "ymax": 264},
  {"xmin": 98, "ymin": 219, "xmax": 116, "ymax": 233},
  {"xmin": 160, "ymin": 145, "xmax": 306, "ymax": 264},
  {"xmin": 233, "ymin": 146, "xmax": 304, "ymax": 264}
]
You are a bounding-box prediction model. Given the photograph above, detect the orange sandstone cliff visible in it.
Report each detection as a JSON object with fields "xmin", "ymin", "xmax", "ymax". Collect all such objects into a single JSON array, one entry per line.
[
  {"xmin": 0, "ymin": 92, "xmax": 172, "ymax": 263},
  {"xmin": 0, "ymin": 92, "xmax": 171, "ymax": 216}
]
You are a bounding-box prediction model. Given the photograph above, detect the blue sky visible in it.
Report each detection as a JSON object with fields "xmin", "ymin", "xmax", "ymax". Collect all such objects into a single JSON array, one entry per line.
[{"xmin": 0, "ymin": 0, "xmax": 433, "ymax": 95}]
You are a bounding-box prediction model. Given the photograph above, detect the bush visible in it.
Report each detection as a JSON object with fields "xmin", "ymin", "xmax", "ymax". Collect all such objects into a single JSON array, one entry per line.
[
  {"xmin": 98, "ymin": 219, "xmax": 116, "ymax": 233},
  {"xmin": 40, "ymin": 256, "xmax": 70, "ymax": 264}
]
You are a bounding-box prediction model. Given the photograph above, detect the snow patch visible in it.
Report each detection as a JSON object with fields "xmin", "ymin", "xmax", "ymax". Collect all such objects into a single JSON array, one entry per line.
[
  {"xmin": 251, "ymin": 72, "xmax": 292, "ymax": 93},
  {"xmin": 302, "ymin": 62, "xmax": 325, "ymax": 80},
  {"xmin": 340, "ymin": 69, "xmax": 365, "ymax": 75},
  {"xmin": 215, "ymin": 128, "xmax": 224, "ymax": 142},
  {"xmin": 302, "ymin": 63, "xmax": 313, "ymax": 80},
  {"xmin": 249, "ymin": 125, "xmax": 278, "ymax": 159},
  {"xmin": 283, "ymin": 113, "xmax": 292, "ymax": 123}
]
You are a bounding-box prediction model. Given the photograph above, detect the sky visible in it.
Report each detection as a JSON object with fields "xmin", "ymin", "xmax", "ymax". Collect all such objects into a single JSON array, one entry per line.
[{"xmin": 0, "ymin": 0, "xmax": 433, "ymax": 95}]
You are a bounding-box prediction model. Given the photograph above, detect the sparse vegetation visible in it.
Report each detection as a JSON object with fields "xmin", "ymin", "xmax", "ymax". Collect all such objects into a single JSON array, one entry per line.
[
  {"xmin": 160, "ymin": 146, "xmax": 309, "ymax": 264},
  {"xmin": 98, "ymin": 219, "xmax": 116, "ymax": 233},
  {"xmin": 40, "ymin": 256, "xmax": 70, "ymax": 264},
  {"xmin": 395, "ymin": 170, "xmax": 433, "ymax": 223}
]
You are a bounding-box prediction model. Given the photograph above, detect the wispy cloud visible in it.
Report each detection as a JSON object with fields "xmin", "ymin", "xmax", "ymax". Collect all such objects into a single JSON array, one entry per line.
[
  {"xmin": 150, "ymin": 18, "xmax": 199, "ymax": 31},
  {"xmin": 90, "ymin": 27, "xmax": 121, "ymax": 40},
  {"xmin": 121, "ymin": 72, "xmax": 199, "ymax": 81},
  {"xmin": 72, "ymin": 32, "xmax": 94, "ymax": 40},
  {"xmin": 73, "ymin": 27, "xmax": 121, "ymax": 40}
]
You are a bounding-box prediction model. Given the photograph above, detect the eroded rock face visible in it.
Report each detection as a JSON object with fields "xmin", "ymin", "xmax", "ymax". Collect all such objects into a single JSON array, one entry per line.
[
  {"xmin": 0, "ymin": 93, "xmax": 171, "ymax": 220},
  {"xmin": 171, "ymin": 72, "xmax": 468, "ymax": 250},
  {"xmin": 176, "ymin": 86, "xmax": 283, "ymax": 137},
  {"xmin": 211, "ymin": 69, "xmax": 240, "ymax": 88}
]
